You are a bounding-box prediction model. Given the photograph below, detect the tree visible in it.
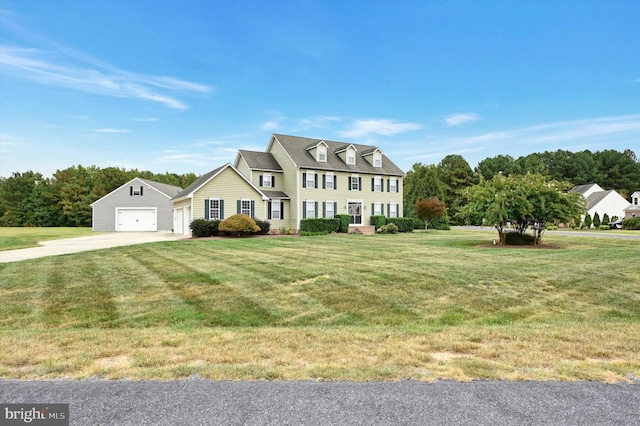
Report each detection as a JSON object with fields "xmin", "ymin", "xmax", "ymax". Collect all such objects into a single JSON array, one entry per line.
[
  {"xmin": 602, "ymin": 213, "xmax": 610, "ymax": 225},
  {"xmin": 415, "ymin": 197, "xmax": 446, "ymax": 230},
  {"xmin": 475, "ymin": 155, "xmax": 520, "ymax": 180},
  {"xmin": 437, "ymin": 155, "xmax": 473, "ymax": 224},
  {"xmin": 593, "ymin": 212, "xmax": 601, "ymax": 228},
  {"xmin": 584, "ymin": 214, "xmax": 592, "ymax": 229},
  {"xmin": 403, "ymin": 163, "xmax": 445, "ymax": 218}
]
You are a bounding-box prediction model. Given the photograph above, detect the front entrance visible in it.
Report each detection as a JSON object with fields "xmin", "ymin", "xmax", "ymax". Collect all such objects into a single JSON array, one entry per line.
[{"xmin": 348, "ymin": 201, "xmax": 363, "ymax": 225}]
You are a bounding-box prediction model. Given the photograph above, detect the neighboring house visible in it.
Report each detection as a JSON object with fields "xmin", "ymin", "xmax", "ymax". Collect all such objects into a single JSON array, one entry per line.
[
  {"xmin": 570, "ymin": 183, "xmax": 630, "ymax": 224},
  {"xmin": 624, "ymin": 191, "xmax": 640, "ymax": 218},
  {"xmin": 171, "ymin": 134, "xmax": 405, "ymax": 235},
  {"xmin": 91, "ymin": 178, "xmax": 183, "ymax": 232}
]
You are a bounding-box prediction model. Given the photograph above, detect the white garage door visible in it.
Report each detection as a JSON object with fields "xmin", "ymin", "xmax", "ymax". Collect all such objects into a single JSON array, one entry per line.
[{"xmin": 116, "ymin": 208, "xmax": 157, "ymax": 231}]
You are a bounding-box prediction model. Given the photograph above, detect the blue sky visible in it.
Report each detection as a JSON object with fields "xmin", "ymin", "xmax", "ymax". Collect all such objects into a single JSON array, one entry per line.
[{"xmin": 1, "ymin": 0, "xmax": 639, "ymax": 178}]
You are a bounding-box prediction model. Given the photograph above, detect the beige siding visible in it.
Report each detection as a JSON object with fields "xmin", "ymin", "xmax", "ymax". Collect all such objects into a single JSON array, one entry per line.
[
  {"xmin": 235, "ymin": 157, "xmax": 252, "ymax": 180},
  {"xmin": 269, "ymin": 140, "xmax": 300, "ymax": 227},
  {"xmin": 192, "ymin": 167, "xmax": 267, "ymax": 220}
]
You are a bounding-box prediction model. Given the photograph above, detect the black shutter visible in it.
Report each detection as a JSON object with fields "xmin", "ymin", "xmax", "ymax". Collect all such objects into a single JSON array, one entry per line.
[
  {"xmin": 237, "ymin": 200, "xmax": 241, "ymax": 214},
  {"xmin": 334, "ymin": 175, "xmax": 337, "ymax": 190},
  {"xmin": 272, "ymin": 176, "xmax": 275, "ymax": 187},
  {"xmin": 371, "ymin": 203, "xmax": 374, "ymax": 214},
  {"xmin": 323, "ymin": 202, "xmax": 326, "ymax": 218},
  {"xmin": 302, "ymin": 173, "xmax": 307, "ymax": 188},
  {"xmin": 130, "ymin": 186, "xmax": 133, "ymax": 196},
  {"xmin": 322, "ymin": 175, "xmax": 326, "ymax": 189},
  {"xmin": 302, "ymin": 201, "xmax": 307, "ymax": 219},
  {"xmin": 315, "ymin": 202, "xmax": 318, "ymax": 218},
  {"xmin": 381, "ymin": 179, "xmax": 384, "ymax": 192},
  {"xmin": 220, "ymin": 200, "xmax": 225, "ymax": 219},
  {"xmin": 315, "ymin": 174, "xmax": 318, "ymax": 188},
  {"xmin": 348, "ymin": 177, "xmax": 351, "ymax": 191},
  {"xmin": 260, "ymin": 175, "xmax": 263, "ymax": 186},
  {"xmin": 251, "ymin": 200, "xmax": 255, "ymax": 217},
  {"xmin": 387, "ymin": 179, "xmax": 390, "ymax": 192},
  {"xmin": 371, "ymin": 178, "xmax": 375, "ymax": 191},
  {"xmin": 205, "ymin": 199, "xmax": 210, "ymax": 219},
  {"xmin": 268, "ymin": 201, "xmax": 272, "ymax": 219},
  {"xmin": 140, "ymin": 186, "xmax": 143, "ymax": 196},
  {"xmin": 382, "ymin": 203, "xmax": 385, "ymax": 216},
  {"xmin": 334, "ymin": 202, "xmax": 337, "ymax": 216},
  {"xmin": 359, "ymin": 177, "xmax": 362, "ymax": 191},
  {"xmin": 281, "ymin": 202, "xmax": 284, "ymax": 220}
]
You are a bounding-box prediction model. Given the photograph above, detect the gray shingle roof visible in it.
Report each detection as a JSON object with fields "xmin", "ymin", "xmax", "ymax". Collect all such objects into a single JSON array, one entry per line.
[
  {"xmin": 570, "ymin": 183, "xmax": 599, "ymax": 195},
  {"xmin": 272, "ymin": 134, "xmax": 405, "ymax": 176},
  {"xmin": 261, "ymin": 190, "xmax": 290, "ymax": 199},
  {"xmin": 171, "ymin": 165, "xmax": 227, "ymax": 200},
  {"xmin": 586, "ymin": 190, "xmax": 614, "ymax": 211},
  {"xmin": 138, "ymin": 178, "xmax": 183, "ymax": 198},
  {"xmin": 238, "ymin": 150, "xmax": 283, "ymax": 171}
]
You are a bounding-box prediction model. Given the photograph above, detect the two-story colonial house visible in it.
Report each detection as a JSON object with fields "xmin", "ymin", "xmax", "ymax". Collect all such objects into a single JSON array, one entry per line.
[{"xmin": 171, "ymin": 134, "xmax": 405, "ymax": 235}]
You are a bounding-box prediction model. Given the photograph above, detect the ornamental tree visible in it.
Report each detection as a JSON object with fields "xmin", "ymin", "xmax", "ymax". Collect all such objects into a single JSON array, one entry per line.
[{"xmin": 415, "ymin": 197, "xmax": 446, "ymax": 230}]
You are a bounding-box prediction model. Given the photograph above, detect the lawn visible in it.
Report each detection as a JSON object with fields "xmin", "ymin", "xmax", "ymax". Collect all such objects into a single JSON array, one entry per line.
[
  {"xmin": 0, "ymin": 230, "xmax": 638, "ymax": 381},
  {"xmin": 0, "ymin": 227, "xmax": 95, "ymax": 251}
]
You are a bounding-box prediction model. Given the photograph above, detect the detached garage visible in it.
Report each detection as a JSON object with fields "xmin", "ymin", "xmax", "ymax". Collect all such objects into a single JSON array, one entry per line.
[{"xmin": 91, "ymin": 178, "xmax": 182, "ymax": 232}]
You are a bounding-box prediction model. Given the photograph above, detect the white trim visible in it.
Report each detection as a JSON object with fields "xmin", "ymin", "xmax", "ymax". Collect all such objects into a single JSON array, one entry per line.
[
  {"xmin": 347, "ymin": 199, "xmax": 364, "ymax": 226},
  {"xmin": 91, "ymin": 177, "xmax": 176, "ymax": 206},
  {"xmin": 115, "ymin": 207, "xmax": 157, "ymax": 232}
]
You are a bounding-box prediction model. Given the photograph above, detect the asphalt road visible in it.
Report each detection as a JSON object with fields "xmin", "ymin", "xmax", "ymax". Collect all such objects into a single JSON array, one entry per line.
[{"xmin": 1, "ymin": 379, "xmax": 639, "ymax": 425}]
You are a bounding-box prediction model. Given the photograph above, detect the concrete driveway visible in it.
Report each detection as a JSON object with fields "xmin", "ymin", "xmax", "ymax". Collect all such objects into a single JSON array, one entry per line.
[{"xmin": 0, "ymin": 232, "xmax": 188, "ymax": 263}]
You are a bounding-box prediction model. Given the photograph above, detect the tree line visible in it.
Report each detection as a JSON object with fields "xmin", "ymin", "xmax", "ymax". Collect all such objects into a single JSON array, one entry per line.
[
  {"xmin": 404, "ymin": 148, "xmax": 639, "ymax": 225},
  {"xmin": 0, "ymin": 166, "xmax": 198, "ymax": 227}
]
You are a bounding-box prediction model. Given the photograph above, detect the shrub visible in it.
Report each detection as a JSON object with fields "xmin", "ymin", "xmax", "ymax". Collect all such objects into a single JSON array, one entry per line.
[
  {"xmin": 583, "ymin": 214, "xmax": 592, "ymax": 229},
  {"xmin": 279, "ymin": 226, "xmax": 294, "ymax": 235},
  {"xmin": 335, "ymin": 214, "xmax": 350, "ymax": 233},
  {"xmin": 622, "ymin": 217, "xmax": 640, "ymax": 230},
  {"xmin": 505, "ymin": 232, "xmax": 535, "ymax": 245},
  {"xmin": 386, "ymin": 217, "xmax": 414, "ymax": 233},
  {"xmin": 593, "ymin": 212, "xmax": 601, "ymax": 228},
  {"xmin": 300, "ymin": 230, "xmax": 329, "ymax": 236},
  {"xmin": 370, "ymin": 215, "xmax": 386, "ymax": 230},
  {"xmin": 376, "ymin": 223, "xmax": 398, "ymax": 234},
  {"xmin": 219, "ymin": 214, "xmax": 261, "ymax": 236},
  {"xmin": 190, "ymin": 219, "xmax": 220, "ymax": 238},
  {"xmin": 602, "ymin": 213, "xmax": 610, "ymax": 225},
  {"xmin": 252, "ymin": 218, "xmax": 271, "ymax": 235},
  {"xmin": 412, "ymin": 218, "xmax": 426, "ymax": 229},
  {"xmin": 546, "ymin": 224, "xmax": 558, "ymax": 231},
  {"xmin": 300, "ymin": 218, "xmax": 340, "ymax": 233},
  {"xmin": 598, "ymin": 225, "xmax": 610, "ymax": 230}
]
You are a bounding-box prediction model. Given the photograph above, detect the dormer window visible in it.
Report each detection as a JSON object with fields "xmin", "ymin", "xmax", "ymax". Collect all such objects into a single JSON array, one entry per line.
[
  {"xmin": 130, "ymin": 185, "xmax": 143, "ymax": 196},
  {"xmin": 346, "ymin": 149, "xmax": 356, "ymax": 165},
  {"xmin": 317, "ymin": 145, "xmax": 327, "ymax": 162},
  {"xmin": 373, "ymin": 152, "xmax": 382, "ymax": 167}
]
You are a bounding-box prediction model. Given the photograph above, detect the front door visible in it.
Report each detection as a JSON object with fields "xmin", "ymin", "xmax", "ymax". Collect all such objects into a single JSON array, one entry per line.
[{"xmin": 348, "ymin": 201, "xmax": 363, "ymax": 225}]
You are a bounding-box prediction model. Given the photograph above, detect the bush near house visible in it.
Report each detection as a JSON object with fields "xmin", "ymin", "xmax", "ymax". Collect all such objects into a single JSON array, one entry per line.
[
  {"xmin": 219, "ymin": 214, "xmax": 261, "ymax": 236},
  {"xmin": 386, "ymin": 217, "xmax": 414, "ymax": 233},
  {"xmin": 335, "ymin": 214, "xmax": 350, "ymax": 233},
  {"xmin": 190, "ymin": 219, "xmax": 220, "ymax": 238},
  {"xmin": 300, "ymin": 218, "xmax": 340, "ymax": 234},
  {"xmin": 252, "ymin": 218, "xmax": 271, "ymax": 235},
  {"xmin": 376, "ymin": 223, "xmax": 398, "ymax": 234},
  {"xmin": 622, "ymin": 217, "xmax": 640, "ymax": 230},
  {"xmin": 370, "ymin": 215, "xmax": 386, "ymax": 230},
  {"xmin": 593, "ymin": 212, "xmax": 601, "ymax": 228},
  {"xmin": 583, "ymin": 214, "xmax": 592, "ymax": 229}
]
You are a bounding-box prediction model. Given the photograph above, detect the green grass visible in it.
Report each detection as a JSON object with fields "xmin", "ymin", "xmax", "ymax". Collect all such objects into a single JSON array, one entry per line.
[
  {"xmin": 1, "ymin": 230, "xmax": 639, "ymax": 381},
  {"xmin": 0, "ymin": 227, "xmax": 95, "ymax": 250}
]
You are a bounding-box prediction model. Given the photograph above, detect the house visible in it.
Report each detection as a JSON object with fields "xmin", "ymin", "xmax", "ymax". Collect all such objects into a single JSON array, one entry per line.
[
  {"xmin": 624, "ymin": 191, "xmax": 640, "ymax": 218},
  {"xmin": 570, "ymin": 183, "xmax": 630, "ymax": 224},
  {"xmin": 171, "ymin": 134, "xmax": 405, "ymax": 235},
  {"xmin": 91, "ymin": 177, "xmax": 183, "ymax": 232}
]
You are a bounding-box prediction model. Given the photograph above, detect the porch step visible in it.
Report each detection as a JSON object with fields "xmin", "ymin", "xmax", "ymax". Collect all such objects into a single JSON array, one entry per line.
[{"xmin": 350, "ymin": 225, "xmax": 376, "ymax": 235}]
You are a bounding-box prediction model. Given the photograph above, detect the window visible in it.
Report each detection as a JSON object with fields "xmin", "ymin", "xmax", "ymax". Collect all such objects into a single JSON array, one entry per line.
[
  {"xmin": 305, "ymin": 200, "xmax": 316, "ymax": 218},
  {"xmin": 350, "ymin": 175, "xmax": 360, "ymax": 191},
  {"xmin": 325, "ymin": 200, "xmax": 335, "ymax": 218},
  {"xmin": 317, "ymin": 145, "xmax": 327, "ymax": 162},
  {"xmin": 271, "ymin": 200, "xmax": 281, "ymax": 220},
  {"xmin": 373, "ymin": 152, "xmax": 382, "ymax": 167},
  {"xmin": 241, "ymin": 199, "xmax": 251, "ymax": 216},
  {"xmin": 306, "ymin": 171, "xmax": 315, "ymax": 188},
  {"xmin": 373, "ymin": 176, "xmax": 382, "ymax": 192},
  {"xmin": 209, "ymin": 198, "xmax": 221, "ymax": 220},
  {"xmin": 262, "ymin": 173, "xmax": 272, "ymax": 188},
  {"xmin": 346, "ymin": 149, "xmax": 356, "ymax": 165},
  {"xmin": 389, "ymin": 203, "xmax": 398, "ymax": 218},
  {"xmin": 373, "ymin": 202, "xmax": 382, "ymax": 216},
  {"xmin": 325, "ymin": 172, "xmax": 334, "ymax": 189},
  {"xmin": 389, "ymin": 177, "xmax": 397, "ymax": 193},
  {"xmin": 131, "ymin": 185, "xmax": 143, "ymax": 196}
]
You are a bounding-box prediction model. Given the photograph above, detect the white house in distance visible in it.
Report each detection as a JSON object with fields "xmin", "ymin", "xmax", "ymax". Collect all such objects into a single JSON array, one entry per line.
[
  {"xmin": 624, "ymin": 191, "xmax": 640, "ymax": 218},
  {"xmin": 570, "ymin": 183, "xmax": 630, "ymax": 224}
]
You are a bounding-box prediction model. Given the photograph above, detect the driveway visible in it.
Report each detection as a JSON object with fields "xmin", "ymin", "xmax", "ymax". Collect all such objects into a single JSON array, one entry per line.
[
  {"xmin": 1, "ymin": 380, "xmax": 638, "ymax": 425},
  {"xmin": 0, "ymin": 232, "xmax": 188, "ymax": 263}
]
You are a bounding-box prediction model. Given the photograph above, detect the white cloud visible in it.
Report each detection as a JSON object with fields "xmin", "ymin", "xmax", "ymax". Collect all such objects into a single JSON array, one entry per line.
[
  {"xmin": 0, "ymin": 45, "xmax": 213, "ymax": 110},
  {"xmin": 93, "ymin": 128, "xmax": 130, "ymax": 133},
  {"xmin": 445, "ymin": 113, "xmax": 481, "ymax": 127},
  {"xmin": 262, "ymin": 120, "xmax": 280, "ymax": 131},
  {"xmin": 132, "ymin": 117, "xmax": 158, "ymax": 122},
  {"xmin": 338, "ymin": 119, "xmax": 422, "ymax": 138}
]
